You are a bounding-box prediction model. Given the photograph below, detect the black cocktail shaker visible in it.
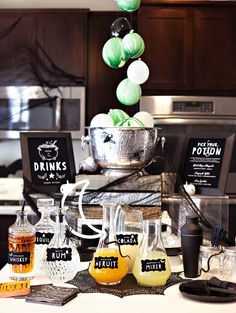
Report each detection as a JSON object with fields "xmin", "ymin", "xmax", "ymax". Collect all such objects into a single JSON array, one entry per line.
[{"xmin": 181, "ymin": 215, "xmax": 203, "ymax": 278}]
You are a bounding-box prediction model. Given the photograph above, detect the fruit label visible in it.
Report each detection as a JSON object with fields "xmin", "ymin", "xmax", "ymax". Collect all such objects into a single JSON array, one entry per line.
[{"xmin": 94, "ymin": 256, "xmax": 118, "ymax": 269}]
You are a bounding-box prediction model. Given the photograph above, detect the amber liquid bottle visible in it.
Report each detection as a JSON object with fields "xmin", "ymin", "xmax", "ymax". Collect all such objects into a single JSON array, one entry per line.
[{"xmin": 8, "ymin": 210, "xmax": 36, "ymax": 281}]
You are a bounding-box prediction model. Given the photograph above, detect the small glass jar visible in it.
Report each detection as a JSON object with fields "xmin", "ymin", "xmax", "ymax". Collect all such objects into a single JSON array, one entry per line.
[
  {"xmin": 199, "ymin": 245, "xmax": 221, "ymax": 279},
  {"xmin": 221, "ymin": 246, "xmax": 236, "ymax": 283}
]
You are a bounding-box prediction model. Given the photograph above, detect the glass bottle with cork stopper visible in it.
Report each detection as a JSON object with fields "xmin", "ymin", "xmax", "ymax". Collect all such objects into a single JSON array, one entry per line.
[{"xmin": 8, "ymin": 205, "xmax": 36, "ymax": 281}]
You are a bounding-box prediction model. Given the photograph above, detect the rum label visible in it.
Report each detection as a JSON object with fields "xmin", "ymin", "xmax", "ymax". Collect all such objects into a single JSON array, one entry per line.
[{"xmin": 46, "ymin": 247, "xmax": 72, "ymax": 262}]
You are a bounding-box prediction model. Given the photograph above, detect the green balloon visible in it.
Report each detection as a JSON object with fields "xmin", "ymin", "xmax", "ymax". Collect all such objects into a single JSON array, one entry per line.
[
  {"xmin": 102, "ymin": 37, "xmax": 127, "ymax": 69},
  {"xmin": 117, "ymin": 0, "xmax": 141, "ymax": 12},
  {"xmin": 122, "ymin": 32, "xmax": 145, "ymax": 59},
  {"xmin": 108, "ymin": 109, "xmax": 129, "ymax": 125},
  {"xmin": 116, "ymin": 78, "xmax": 142, "ymax": 106}
]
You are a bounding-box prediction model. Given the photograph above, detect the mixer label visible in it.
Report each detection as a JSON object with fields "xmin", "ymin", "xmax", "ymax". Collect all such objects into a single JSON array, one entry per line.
[
  {"xmin": 117, "ymin": 234, "xmax": 138, "ymax": 245},
  {"xmin": 46, "ymin": 248, "xmax": 72, "ymax": 262},
  {"xmin": 8, "ymin": 252, "xmax": 31, "ymax": 265},
  {"xmin": 94, "ymin": 257, "xmax": 118, "ymax": 269},
  {"xmin": 35, "ymin": 232, "xmax": 54, "ymax": 245},
  {"xmin": 141, "ymin": 259, "xmax": 166, "ymax": 272}
]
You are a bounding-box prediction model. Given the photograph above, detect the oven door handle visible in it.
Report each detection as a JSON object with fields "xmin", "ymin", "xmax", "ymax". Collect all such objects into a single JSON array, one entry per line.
[
  {"xmin": 55, "ymin": 97, "xmax": 61, "ymax": 130},
  {"xmin": 154, "ymin": 118, "xmax": 236, "ymax": 125}
]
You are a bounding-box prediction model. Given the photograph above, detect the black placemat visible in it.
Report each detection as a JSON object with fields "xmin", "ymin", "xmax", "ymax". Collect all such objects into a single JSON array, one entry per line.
[{"xmin": 67, "ymin": 270, "xmax": 187, "ymax": 298}]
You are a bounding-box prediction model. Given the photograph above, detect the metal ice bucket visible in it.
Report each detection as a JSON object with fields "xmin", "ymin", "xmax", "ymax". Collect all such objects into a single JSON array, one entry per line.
[{"xmin": 82, "ymin": 127, "xmax": 159, "ymax": 176}]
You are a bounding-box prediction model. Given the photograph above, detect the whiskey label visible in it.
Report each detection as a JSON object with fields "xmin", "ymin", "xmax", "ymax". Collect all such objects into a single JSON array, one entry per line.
[
  {"xmin": 8, "ymin": 252, "xmax": 31, "ymax": 265},
  {"xmin": 35, "ymin": 232, "xmax": 54, "ymax": 245},
  {"xmin": 46, "ymin": 247, "xmax": 72, "ymax": 262},
  {"xmin": 117, "ymin": 234, "xmax": 138, "ymax": 246},
  {"xmin": 94, "ymin": 257, "xmax": 118, "ymax": 269},
  {"xmin": 141, "ymin": 259, "xmax": 166, "ymax": 272}
]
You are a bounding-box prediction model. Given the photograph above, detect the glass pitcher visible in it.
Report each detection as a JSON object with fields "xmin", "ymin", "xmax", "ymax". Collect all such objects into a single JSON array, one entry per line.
[
  {"xmin": 89, "ymin": 203, "xmax": 128, "ymax": 285},
  {"xmin": 116, "ymin": 207, "xmax": 144, "ymax": 273},
  {"xmin": 132, "ymin": 219, "xmax": 171, "ymax": 287}
]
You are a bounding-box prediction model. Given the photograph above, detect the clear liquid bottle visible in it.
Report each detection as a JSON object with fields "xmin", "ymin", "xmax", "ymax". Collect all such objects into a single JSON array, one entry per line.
[
  {"xmin": 89, "ymin": 203, "xmax": 128, "ymax": 285},
  {"xmin": 46, "ymin": 207, "xmax": 80, "ymax": 283},
  {"xmin": 34, "ymin": 199, "xmax": 55, "ymax": 278},
  {"xmin": 8, "ymin": 210, "xmax": 36, "ymax": 281},
  {"xmin": 132, "ymin": 219, "xmax": 171, "ymax": 287}
]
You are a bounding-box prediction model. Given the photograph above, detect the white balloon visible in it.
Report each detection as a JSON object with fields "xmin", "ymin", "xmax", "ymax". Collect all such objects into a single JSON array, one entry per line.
[
  {"xmin": 127, "ymin": 59, "xmax": 149, "ymax": 85},
  {"xmin": 133, "ymin": 111, "xmax": 154, "ymax": 127},
  {"xmin": 90, "ymin": 113, "xmax": 114, "ymax": 128}
]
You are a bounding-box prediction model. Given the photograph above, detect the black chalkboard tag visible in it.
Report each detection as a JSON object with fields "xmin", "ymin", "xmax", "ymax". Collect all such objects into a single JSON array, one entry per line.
[
  {"xmin": 46, "ymin": 247, "xmax": 72, "ymax": 262},
  {"xmin": 8, "ymin": 252, "xmax": 30, "ymax": 265},
  {"xmin": 117, "ymin": 234, "xmax": 138, "ymax": 246},
  {"xmin": 141, "ymin": 259, "xmax": 166, "ymax": 272},
  {"xmin": 35, "ymin": 232, "xmax": 54, "ymax": 245},
  {"xmin": 25, "ymin": 284, "xmax": 78, "ymax": 306},
  {"xmin": 94, "ymin": 256, "xmax": 118, "ymax": 269}
]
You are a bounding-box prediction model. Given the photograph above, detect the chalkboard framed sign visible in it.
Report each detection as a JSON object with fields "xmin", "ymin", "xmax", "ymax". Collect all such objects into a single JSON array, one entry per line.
[
  {"xmin": 20, "ymin": 132, "xmax": 76, "ymax": 193},
  {"xmin": 181, "ymin": 133, "xmax": 235, "ymax": 195}
]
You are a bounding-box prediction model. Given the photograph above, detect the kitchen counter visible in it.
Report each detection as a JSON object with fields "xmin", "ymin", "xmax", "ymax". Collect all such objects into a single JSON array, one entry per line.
[{"xmin": 0, "ymin": 264, "xmax": 236, "ymax": 313}]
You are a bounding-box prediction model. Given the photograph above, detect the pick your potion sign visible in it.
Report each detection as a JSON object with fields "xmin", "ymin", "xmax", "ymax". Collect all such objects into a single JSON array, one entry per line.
[
  {"xmin": 20, "ymin": 132, "xmax": 75, "ymax": 193},
  {"xmin": 182, "ymin": 136, "xmax": 234, "ymax": 195}
]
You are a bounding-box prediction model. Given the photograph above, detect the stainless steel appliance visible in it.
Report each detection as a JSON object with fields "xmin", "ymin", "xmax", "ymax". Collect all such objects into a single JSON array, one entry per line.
[
  {"xmin": 140, "ymin": 95, "xmax": 236, "ymax": 244},
  {"xmin": 0, "ymin": 86, "xmax": 85, "ymax": 139}
]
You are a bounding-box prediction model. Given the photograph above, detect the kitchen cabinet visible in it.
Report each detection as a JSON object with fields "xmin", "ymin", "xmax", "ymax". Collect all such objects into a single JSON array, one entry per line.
[
  {"xmin": 37, "ymin": 11, "xmax": 88, "ymax": 85},
  {"xmin": 0, "ymin": 215, "xmax": 15, "ymax": 269},
  {"xmin": 0, "ymin": 13, "xmax": 36, "ymax": 85},
  {"xmin": 139, "ymin": 2, "xmax": 236, "ymax": 93},
  {"xmin": 139, "ymin": 7, "xmax": 193, "ymax": 91},
  {"xmin": 0, "ymin": 10, "xmax": 88, "ymax": 86}
]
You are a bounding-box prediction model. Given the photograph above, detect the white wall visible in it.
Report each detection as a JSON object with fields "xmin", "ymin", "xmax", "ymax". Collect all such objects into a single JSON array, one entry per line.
[{"xmin": 0, "ymin": 0, "xmax": 119, "ymax": 10}]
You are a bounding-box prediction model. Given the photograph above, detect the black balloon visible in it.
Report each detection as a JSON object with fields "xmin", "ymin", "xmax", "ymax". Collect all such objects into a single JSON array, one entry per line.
[{"xmin": 110, "ymin": 17, "xmax": 132, "ymax": 38}]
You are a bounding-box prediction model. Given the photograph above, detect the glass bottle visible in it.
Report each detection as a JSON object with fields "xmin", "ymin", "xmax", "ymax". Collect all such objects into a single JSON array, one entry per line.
[
  {"xmin": 221, "ymin": 246, "xmax": 236, "ymax": 283},
  {"xmin": 132, "ymin": 219, "xmax": 171, "ymax": 287},
  {"xmin": 89, "ymin": 203, "xmax": 128, "ymax": 285},
  {"xmin": 34, "ymin": 199, "xmax": 55, "ymax": 278},
  {"xmin": 46, "ymin": 208, "xmax": 80, "ymax": 283},
  {"xmin": 8, "ymin": 210, "xmax": 36, "ymax": 281},
  {"xmin": 116, "ymin": 208, "xmax": 144, "ymax": 273},
  {"xmin": 199, "ymin": 245, "xmax": 221, "ymax": 280}
]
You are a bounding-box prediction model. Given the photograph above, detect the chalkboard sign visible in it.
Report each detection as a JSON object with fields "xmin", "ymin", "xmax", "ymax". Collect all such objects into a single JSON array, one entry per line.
[
  {"xmin": 20, "ymin": 132, "xmax": 75, "ymax": 193},
  {"xmin": 182, "ymin": 134, "xmax": 235, "ymax": 195}
]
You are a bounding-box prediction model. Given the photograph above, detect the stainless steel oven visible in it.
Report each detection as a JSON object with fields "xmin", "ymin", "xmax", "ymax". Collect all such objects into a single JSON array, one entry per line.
[
  {"xmin": 0, "ymin": 86, "xmax": 85, "ymax": 139},
  {"xmin": 140, "ymin": 95, "xmax": 236, "ymax": 244}
]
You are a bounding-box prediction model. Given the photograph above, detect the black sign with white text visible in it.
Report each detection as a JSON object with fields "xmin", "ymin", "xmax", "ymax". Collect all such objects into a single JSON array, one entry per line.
[
  {"xmin": 141, "ymin": 259, "xmax": 166, "ymax": 272},
  {"xmin": 117, "ymin": 234, "xmax": 138, "ymax": 246},
  {"xmin": 46, "ymin": 247, "xmax": 72, "ymax": 262},
  {"xmin": 20, "ymin": 132, "xmax": 75, "ymax": 193},
  {"xmin": 94, "ymin": 257, "xmax": 118, "ymax": 269},
  {"xmin": 182, "ymin": 138, "xmax": 226, "ymax": 189},
  {"xmin": 8, "ymin": 252, "xmax": 31, "ymax": 265},
  {"xmin": 35, "ymin": 232, "xmax": 54, "ymax": 245}
]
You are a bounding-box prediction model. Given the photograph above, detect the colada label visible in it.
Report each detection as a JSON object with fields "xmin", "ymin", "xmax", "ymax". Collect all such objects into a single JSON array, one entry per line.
[
  {"xmin": 47, "ymin": 248, "xmax": 72, "ymax": 262},
  {"xmin": 141, "ymin": 258, "xmax": 166, "ymax": 272},
  {"xmin": 94, "ymin": 256, "xmax": 118, "ymax": 269},
  {"xmin": 8, "ymin": 252, "xmax": 31, "ymax": 265},
  {"xmin": 35, "ymin": 232, "xmax": 54, "ymax": 245},
  {"xmin": 117, "ymin": 233, "xmax": 138, "ymax": 246}
]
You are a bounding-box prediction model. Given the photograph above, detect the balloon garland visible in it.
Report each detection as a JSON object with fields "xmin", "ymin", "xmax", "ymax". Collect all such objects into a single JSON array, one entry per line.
[{"xmin": 102, "ymin": 0, "xmax": 149, "ymax": 106}]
